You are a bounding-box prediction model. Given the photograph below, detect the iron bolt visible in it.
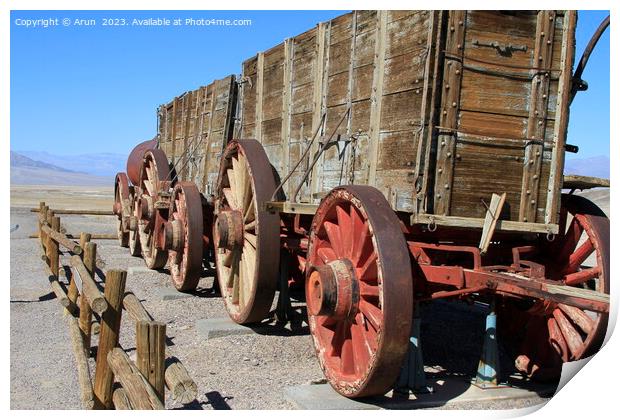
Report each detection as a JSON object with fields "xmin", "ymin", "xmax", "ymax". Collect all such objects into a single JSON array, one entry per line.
[
  {"xmin": 450, "ymin": 26, "xmax": 455, "ymax": 31},
  {"xmin": 438, "ymin": 168, "xmax": 443, "ymax": 173},
  {"xmin": 444, "ymin": 184, "xmax": 450, "ymax": 189},
  {"xmin": 526, "ymin": 190, "xmax": 531, "ymax": 195},
  {"xmin": 455, "ymin": 69, "xmax": 461, "ymax": 75},
  {"xmin": 452, "ymin": 102, "xmax": 457, "ymax": 107},
  {"xmin": 531, "ymin": 200, "xmax": 536, "ymax": 205},
  {"xmin": 447, "ymin": 152, "xmax": 452, "ymax": 158},
  {"xmin": 533, "ymin": 175, "xmax": 538, "ymax": 180}
]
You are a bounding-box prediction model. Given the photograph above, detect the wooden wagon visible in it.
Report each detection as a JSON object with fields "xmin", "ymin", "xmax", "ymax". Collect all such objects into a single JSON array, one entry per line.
[{"xmin": 113, "ymin": 10, "xmax": 610, "ymax": 399}]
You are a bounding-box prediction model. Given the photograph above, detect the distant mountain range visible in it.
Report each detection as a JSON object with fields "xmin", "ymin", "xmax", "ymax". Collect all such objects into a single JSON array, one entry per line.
[
  {"xmin": 14, "ymin": 150, "xmax": 126, "ymax": 178},
  {"xmin": 563, "ymin": 155, "xmax": 610, "ymax": 179},
  {"xmin": 10, "ymin": 151, "xmax": 111, "ymax": 186}
]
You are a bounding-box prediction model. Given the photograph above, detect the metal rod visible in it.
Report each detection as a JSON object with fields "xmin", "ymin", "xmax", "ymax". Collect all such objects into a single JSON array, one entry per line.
[
  {"xmin": 270, "ymin": 112, "xmax": 327, "ymax": 202},
  {"xmin": 291, "ymin": 107, "xmax": 351, "ymax": 202}
]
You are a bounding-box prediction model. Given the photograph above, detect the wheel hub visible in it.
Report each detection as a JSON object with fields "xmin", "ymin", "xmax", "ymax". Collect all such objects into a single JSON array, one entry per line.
[
  {"xmin": 306, "ymin": 259, "xmax": 359, "ymax": 320},
  {"xmin": 161, "ymin": 219, "xmax": 184, "ymax": 252},
  {"xmin": 138, "ymin": 195, "xmax": 155, "ymax": 222},
  {"xmin": 216, "ymin": 210, "xmax": 244, "ymax": 250}
]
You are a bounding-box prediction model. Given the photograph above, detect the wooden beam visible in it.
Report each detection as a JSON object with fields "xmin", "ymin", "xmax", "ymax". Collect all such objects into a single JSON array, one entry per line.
[
  {"xmin": 71, "ymin": 254, "xmax": 108, "ymax": 315},
  {"xmin": 67, "ymin": 311, "xmax": 95, "ymax": 409},
  {"xmin": 112, "ymin": 387, "xmax": 133, "ymax": 410},
  {"xmin": 412, "ymin": 213, "xmax": 559, "ymax": 234},
  {"xmin": 165, "ymin": 357, "xmax": 197, "ymax": 404},
  {"xmin": 255, "ymin": 52, "xmax": 265, "ymax": 143},
  {"xmin": 106, "ymin": 348, "xmax": 164, "ymax": 410},
  {"xmin": 93, "ymin": 269, "xmax": 127, "ymax": 409},
  {"xmin": 367, "ymin": 10, "xmax": 388, "ymax": 186},
  {"xmin": 123, "ymin": 292, "xmax": 153, "ymax": 323},
  {"xmin": 79, "ymin": 241, "xmax": 96, "ymax": 351},
  {"xmin": 30, "ymin": 208, "xmax": 114, "ymax": 216},
  {"xmin": 281, "ymin": 38, "xmax": 293, "ymax": 180},
  {"xmin": 40, "ymin": 224, "xmax": 82, "ymax": 255},
  {"xmin": 519, "ymin": 10, "xmax": 556, "ymax": 223},
  {"xmin": 136, "ymin": 321, "xmax": 166, "ymax": 404},
  {"xmin": 546, "ymin": 11, "xmax": 577, "ymax": 223},
  {"xmin": 478, "ymin": 193, "xmax": 507, "ymax": 254},
  {"xmin": 48, "ymin": 212, "xmax": 60, "ymax": 277},
  {"xmin": 30, "ymin": 233, "xmax": 116, "ymax": 240},
  {"xmin": 309, "ymin": 22, "xmax": 328, "ymax": 202},
  {"xmin": 433, "ymin": 10, "xmax": 467, "ymax": 215}
]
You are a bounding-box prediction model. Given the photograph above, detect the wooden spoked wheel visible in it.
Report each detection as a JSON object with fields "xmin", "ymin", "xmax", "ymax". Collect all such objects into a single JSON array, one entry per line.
[
  {"xmin": 128, "ymin": 186, "xmax": 141, "ymax": 257},
  {"xmin": 504, "ymin": 194, "xmax": 609, "ymax": 380},
  {"xmin": 114, "ymin": 172, "xmax": 130, "ymax": 247},
  {"xmin": 306, "ymin": 186, "xmax": 413, "ymax": 398},
  {"xmin": 167, "ymin": 182, "xmax": 204, "ymax": 291},
  {"xmin": 137, "ymin": 149, "xmax": 170, "ymax": 269},
  {"xmin": 213, "ymin": 139, "xmax": 280, "ymax": 324}
]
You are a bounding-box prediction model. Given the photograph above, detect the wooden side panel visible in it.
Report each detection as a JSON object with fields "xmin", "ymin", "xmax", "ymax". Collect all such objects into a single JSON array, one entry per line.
[
  {"xmin": 156, "ymin": 76, "xmax": 237, "ymax": 195},
  {"xmin": 430, "ymin": 11, "xmax": 572, "ymax": 224}
]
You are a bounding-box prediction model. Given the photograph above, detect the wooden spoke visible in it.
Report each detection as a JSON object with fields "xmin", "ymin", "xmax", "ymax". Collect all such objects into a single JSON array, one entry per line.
[
  {"xmin": 558, "ymin": 304, "xmax": 594, "ymax": 335},
  {"xmin": 244, "ymin": 220, "xmax": 257, "ymax": 232},
  {"xmin": 359, "ymin": 300, "xmax": 381, "ymax": 332},
  {"xmin": 564, "ymin": 266, "xmax": 600, "ymax": 286},
  {"xmin": 357, "ymin": 252, "xmax": 378, "ymax": 283},
  {"xmin": 565, "ymin": 240, "xmax": 595, "ymax": 274},
  {"xmin": 324, "ymin": 221, "xmax": 343, "ymax": 257},
  {"xmin": 244, "ymin": 198, "xmax": 255, "ymax": 223},
  {"xmin": 553, "ymin": 308, "xmax": 584, "ymax": 359},
  {"xmin": 317, "ymin": 247, "xmax": 338, "ymax": 264},
  {"xmin": 244, "ymin": 232, "xmax": 257, "ymax": 249}
]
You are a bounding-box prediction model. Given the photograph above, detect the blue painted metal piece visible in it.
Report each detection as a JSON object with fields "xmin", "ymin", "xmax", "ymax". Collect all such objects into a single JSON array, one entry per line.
[
  {"xmin": 396, "ymin": 305, "xmax": 433, "ymax": 394},
  {"xmin": 474, "ymin": 300, "xmax": 500, "ymax": 388}
]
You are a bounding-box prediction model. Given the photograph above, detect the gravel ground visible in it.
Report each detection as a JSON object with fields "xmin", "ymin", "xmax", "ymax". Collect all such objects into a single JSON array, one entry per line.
[{"xmin": 12, "ymin": 191, "xmax": 590, "ymax": 410}]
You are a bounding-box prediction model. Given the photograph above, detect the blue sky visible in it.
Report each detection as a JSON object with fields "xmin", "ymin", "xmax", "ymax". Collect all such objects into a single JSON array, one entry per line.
[{"xmin": 10, "ymin": 10, "xmax": 610, "ymax": 159}]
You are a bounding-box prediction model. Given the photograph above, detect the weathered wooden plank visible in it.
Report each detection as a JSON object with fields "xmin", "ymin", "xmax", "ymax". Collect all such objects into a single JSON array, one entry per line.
[
  {"xmin": 367, "ymin": 10, "xmax": 387, "ymax": 186},
  {"xmin": 136, "ymin": 321, "xmax": 166, "ymax": 404},
  {"xmin": 433, "ymin": 10, "xmax": 466, "ymax": 215},
  {"xmin": 545, "ymin": 11, "xmax": 576, "ymax": 224},
  {"xmin": 519, "ymin": 10, "xmax": 557, "ymax": 223}
]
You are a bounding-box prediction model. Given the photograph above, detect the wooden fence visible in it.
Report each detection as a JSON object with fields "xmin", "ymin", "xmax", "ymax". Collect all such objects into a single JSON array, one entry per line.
[{"xmin": 37, "ymin": 201, "xmax": 197, "ymax": 410}]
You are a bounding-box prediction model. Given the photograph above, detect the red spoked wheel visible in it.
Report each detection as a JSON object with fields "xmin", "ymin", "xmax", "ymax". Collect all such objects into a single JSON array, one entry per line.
[
  {"xmin": 114, "ymin": 172, "xmax": 130, "ymax": 247},
  {"xmin": 128, "ymin": 186, "xmax": 141, "ymax": 257},
  {"xmin": 166, "ymin": 182, "xmax": 203, "ymax": 291},
  {"xmin": 213, "ymin": 139, "xmax": 280, "ymax": 324},
  {"xmin": 306, "ymin": 185, "xmax": 413, "ymax": 398},
  {"xmin": 137, "ymin": 149, "xmax": 171, "ymax": 269},
  {"xmin": 503, "ymin": 194, "xmax": 609, "ymax": 380}
]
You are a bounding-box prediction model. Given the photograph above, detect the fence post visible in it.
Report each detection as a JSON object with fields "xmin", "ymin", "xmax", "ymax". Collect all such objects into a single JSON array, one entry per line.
[
  {"xmin": 40, "ymin": 204, "xmax": 49, "ymax": 253},
  {"xmin": 136, "ymin": 321, "xmax": 166, "ymax": 404},
  {"xmin": 48, "ymin": 214, "xmax": 60, "ymax": 277},
  {"xmin": 93, "ymin": 269, "xmax": 126, "ymax": 409},
  {"xmin": 78, "ymin": 238, "xmax": 95, "ymax": 349}
]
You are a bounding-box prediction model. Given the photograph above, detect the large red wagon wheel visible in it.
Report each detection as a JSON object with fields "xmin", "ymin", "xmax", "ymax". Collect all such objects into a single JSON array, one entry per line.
[
  {"xmin": 213, "ymin": 140, "xmax": 280, "ymax": 324},
  {"xmin": 306, "ymin": 186, "xmax": 413, "ymax": 398},
  {"xmin": 128, "ymin": 185, "xmax": 141, "ymax": 257},
  {"xmin": 166, "ymin": 182, "xmax": 203, "ymax": 291},
  {"xmin": 137, "ymin": 149, "xmax": 170, "ymax": 269},
  {"xmin": 113, "ymin": 172, "xmax": 130, "ymax": 247},
  {"xmin": 504, "ymin": 194, "xmax": 609, "ymax": 380}
]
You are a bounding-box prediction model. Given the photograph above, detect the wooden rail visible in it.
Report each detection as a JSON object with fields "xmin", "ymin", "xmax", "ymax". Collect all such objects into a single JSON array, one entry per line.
[{"xmin": 36, "ymin": 201, "xmax": 198, "ymax": 410}]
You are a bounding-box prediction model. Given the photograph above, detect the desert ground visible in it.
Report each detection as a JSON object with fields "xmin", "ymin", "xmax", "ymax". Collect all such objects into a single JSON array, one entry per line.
[{"xmin": 10, "ymin": 184, "xmax": 609, "ymax": 410}]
